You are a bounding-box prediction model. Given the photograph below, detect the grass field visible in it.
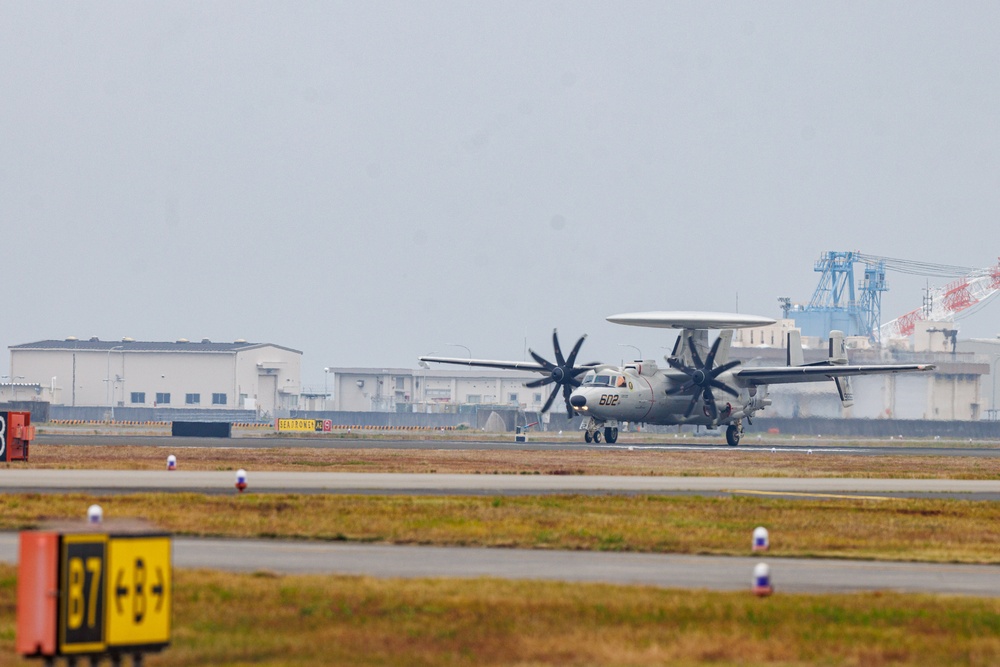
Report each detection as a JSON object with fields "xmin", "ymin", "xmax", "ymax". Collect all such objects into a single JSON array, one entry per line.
[
  {"xmin": 15, "ymin": 443, "xmax": 1000, "ymax": 479},
  {"xmin": 5, "ymin": 439, "xmax": 999, "ymax": 664},
  {"xmin": 2, "ymin": 565, "xmax": 999, "ymax": 666},
  {"xmin": 3, "ymin": 492, "xmax": 999, "ymax": 563}
]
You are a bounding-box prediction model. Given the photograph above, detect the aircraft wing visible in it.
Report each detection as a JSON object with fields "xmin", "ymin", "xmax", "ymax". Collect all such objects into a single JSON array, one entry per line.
[
  {"xmin": 734, "ymin": 363, "xmax": 936, "ymax": 386},
  {"xmin": 418, "ymin": 356, "xmax": 548, "ymax": 372}
]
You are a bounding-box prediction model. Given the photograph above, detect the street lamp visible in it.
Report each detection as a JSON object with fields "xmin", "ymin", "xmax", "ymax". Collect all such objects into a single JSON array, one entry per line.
[
  {"xmin": 618, "ymin": 344, "xmax": 643, "ymax": 363},
  {"xmin": 992, "ymin": 356, "xmax": 1000, "ymax": 421},
  {"xmin": 446, "ymin": 343, "xmax": 471, "ymax": 358},
  {"xmin": 323, "ymin": 367, "xmax": 331, "ymax": 411},
  {"xmin": 106, "ymin": 345, "xmax": 123, "ymax": 420}
]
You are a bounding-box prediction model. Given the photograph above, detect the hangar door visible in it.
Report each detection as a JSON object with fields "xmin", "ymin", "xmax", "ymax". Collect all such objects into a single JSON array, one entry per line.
[{"xmin": 258, "ymin": 373, "xmax": 277, "ymax": 417}]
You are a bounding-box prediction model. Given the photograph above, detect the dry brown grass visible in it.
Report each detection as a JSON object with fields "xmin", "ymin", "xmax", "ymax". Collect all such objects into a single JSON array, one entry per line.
[
  {"xmin": 17, "ymin": 443, "xmax": 1000, "ymax": 479},
  {"xmin": 4, "ymin": 493, "xmax": 1000, "ymax": 563},
  {"xmin": 2, "ymin": 565, "xmax": 999, "ymax": 666}
]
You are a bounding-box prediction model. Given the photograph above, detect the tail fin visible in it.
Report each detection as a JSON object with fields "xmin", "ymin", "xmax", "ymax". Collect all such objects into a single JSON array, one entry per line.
[
  {"xmin": 786, "ymin": 330, "xmax": 804, "ymax": 367},
  {"xmin": 828, "ymin": 330, "xmax": 848, "ymax": 365},
  {"xmin": 714, "ymin": 330, "xmax": 734, "ymax": 365}
]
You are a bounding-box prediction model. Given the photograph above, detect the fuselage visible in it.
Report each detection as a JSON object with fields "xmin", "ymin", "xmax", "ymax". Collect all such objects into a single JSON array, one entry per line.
[{"xmin": 568, "ymin": 363, "xmax": 760, "ymax": 427}]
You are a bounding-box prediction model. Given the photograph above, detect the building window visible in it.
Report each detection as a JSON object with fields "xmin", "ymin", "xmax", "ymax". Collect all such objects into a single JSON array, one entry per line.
[
  {"xmin": 185, "ymin": 393, "xmax": 200, "ymax": 405},
  {"xmin": 508, "ymin": 393, "xmax": 518, "ymax": 404},
  {"xmin": 130, "ymin": 392, "xmax": 145, "ymax": 404},
  {"xmin": 212, "ymin": 393, "xmax": 227, "ymax": 405},
  {"xmin": 534, "ymin": 393, "xmax": 542, "ymax": 403},
  {"xmin": 395, "ymin": 376, "xmax": 405, "ymax": 391},
  {"xmin": 467, "ymin": 395, "xmax": 481, "ymax": 404},
  {"xmin": 155, "ymin": 392, "xmax": 170, "ymax": 405}
]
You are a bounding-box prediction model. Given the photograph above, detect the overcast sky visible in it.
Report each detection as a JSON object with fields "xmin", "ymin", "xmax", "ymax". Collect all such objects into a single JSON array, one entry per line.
[{"xmin": 3, "ymin": 2, "xmax": 1000, "ymax": 387}]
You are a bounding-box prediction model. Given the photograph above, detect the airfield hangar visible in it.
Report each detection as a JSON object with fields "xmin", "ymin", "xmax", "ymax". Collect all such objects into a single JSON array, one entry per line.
[{"xmin": 5, "ymin": 337, "xmax": 302, "ymax": 419}]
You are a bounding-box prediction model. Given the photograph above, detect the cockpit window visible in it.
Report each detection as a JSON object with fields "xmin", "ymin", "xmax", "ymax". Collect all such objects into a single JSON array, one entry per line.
[{"xmin": 585, "ymin": 374, "xmax": 627, "ymax": 387}]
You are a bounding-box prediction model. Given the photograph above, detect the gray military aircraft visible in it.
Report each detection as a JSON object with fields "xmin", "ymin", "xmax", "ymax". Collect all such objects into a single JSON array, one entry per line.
[{"xmin": 419, "ymin": 311, "xmax": 935, "ymax": 446}]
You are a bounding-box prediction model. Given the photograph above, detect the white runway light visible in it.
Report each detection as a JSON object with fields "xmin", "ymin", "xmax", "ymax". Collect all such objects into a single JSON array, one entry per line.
[
  {"xmin": 752, "ymin": 562, "xmax": 773, "ymax": 596},
  {"xmin": 167, "ymin": 454, "xmax": 177, "ymax": 471},
  {"xmin": 236, "ymin": 469, "xmax": 248, "ymax": 493},
  {"xmin": 87, "ymin": 504, "xmax": 103, "ymax": 524},
  {"xmin": 752, "ymin": 526, "xmax": 769, "ymax": 552}
]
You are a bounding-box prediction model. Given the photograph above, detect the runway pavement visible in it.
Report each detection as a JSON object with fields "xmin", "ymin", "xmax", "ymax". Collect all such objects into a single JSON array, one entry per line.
[
  {"xmin": 33, "ymin": 433, "xmax": 1000, "ymax": 457},
  {"xmin": 2, "ymin": 469, "xmax": 999, "ymax": 499},
  {"xmin": 1, "ymin": 532, "xmax": 997, "ymax": 596}
]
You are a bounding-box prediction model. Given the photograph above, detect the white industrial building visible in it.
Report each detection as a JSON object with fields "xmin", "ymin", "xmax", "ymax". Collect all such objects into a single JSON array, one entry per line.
[
  {"xmin": 956, "ymin": 336, "xmax": 1000, "ymax": 421},
  {"xmin": 5, "ymin": 337, "xmax": 302, "ymax": 418},
  {"xmin": 326, "ymin": 367, "xmax": 548, "ymax": 413},
  {"xmin": 731, "ymin": 319, "xmax": 987, "ymax": 421}
]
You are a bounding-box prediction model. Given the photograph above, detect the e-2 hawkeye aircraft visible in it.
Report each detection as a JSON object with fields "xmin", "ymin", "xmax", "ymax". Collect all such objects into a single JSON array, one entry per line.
[{"xmin": 419, "ymin": 311, "xmax": 936, "ymax": 446}]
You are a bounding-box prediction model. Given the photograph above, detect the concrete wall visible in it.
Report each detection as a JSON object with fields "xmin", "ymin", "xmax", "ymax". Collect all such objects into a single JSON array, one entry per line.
[{"xmin": 747, "ymin": 416, "xmax": 1000, "ymax": 438}]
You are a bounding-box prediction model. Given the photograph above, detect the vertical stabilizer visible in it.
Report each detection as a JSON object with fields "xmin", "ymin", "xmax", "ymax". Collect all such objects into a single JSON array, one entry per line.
[
  {"xmin": 668, "ymin": 329, "xmax": 710, "ymax": 367},
  {"xmin": 786, "ymin": 330, "xmax": 804, "ymax": 367},
  {"xmin": 714, "ymin": 330, "xmax": 733, "ymax": 365},
  {"xmin": 828, "ymin": 330, "xmax": 848, "ymax": 365}
]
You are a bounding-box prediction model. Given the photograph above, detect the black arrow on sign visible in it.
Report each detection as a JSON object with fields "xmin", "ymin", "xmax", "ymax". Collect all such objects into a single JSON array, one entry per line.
[
  {"xmin": 133, "ymin": 558, "xmax": 146, "ymax": 623},
  {"xmin": 115, "ymin": 569, "xmax": 128, "ymax": 614},
  {"xmin": 153, "ymin": 567, "xmax": 165, "ymax": 612}
]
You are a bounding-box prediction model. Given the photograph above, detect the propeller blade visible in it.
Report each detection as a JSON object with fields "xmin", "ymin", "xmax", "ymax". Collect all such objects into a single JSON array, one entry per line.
[
  {"xmin": 565, "ymin": 398, "xmax": 576, "ymax": 419},
  {"xmin": 525, "ymin": 376, "xmax": 555, "ymax": 388},
  {"xmin": 552, "ymin": 330, "xmax": 566, "ymax": 367},
  {"xmin": 562, "ymin": 383, "xmax": 575, "ymax": 417},
  {"xmin": 709, "ymin": 379, "xmax": 740, "ymax": 397},
  {"xmin": 683, "ymin": 393, "xmax": 699, "ymax": 417},
  {"xmin": 529, "ymin": 349, "xmax": 556, "ymax": 371},
  {"xmin": 667, "ymin": 357, "xmax": 695, "ymax": 374},
  {"xmin": 703, "ymin": 337, "xmax": 723, "ymax": 371},
  {"xmin": 564, "ymin": 335, "xmax": 587, "ymax": 369},
  {"xmin": 709, "ymin": 359, "xmax": 741, "ymax": 379},
  {"xmin": 704, "ymin": 389, "xmax": 718, "ymax": 420},
  {"xmin": 665, "ymin": 381, "xmax": 695, "ymax": 396},
  {"xmin": 541, "ymin": 384, "xmax": 560, "ymax": 413},
  {"xmin": 687, "ymin": 336, "xmax": 705, "ymax": 369}
]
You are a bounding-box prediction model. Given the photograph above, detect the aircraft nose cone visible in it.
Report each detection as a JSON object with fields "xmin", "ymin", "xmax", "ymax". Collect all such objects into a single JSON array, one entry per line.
[{"xmin": 570, "ymin": 394, "xmax": 587, "ymax": 408}]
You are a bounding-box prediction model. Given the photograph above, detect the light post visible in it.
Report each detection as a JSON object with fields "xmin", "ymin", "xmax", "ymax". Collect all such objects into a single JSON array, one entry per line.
[
  {"xmin": 992, "ymin": 356, "xmax": 1000, "ymax": 421},
  {"xmin": 106, "ymin": 345, "xmax": 123, "ymax": 420},
  {"xmin": 323, "ymin": 367, "xmax": 331, "ymax": 411},
  {"xmin": 446, "ymin": 343, "xmax": 471, "ymax": 358},
  {"xmin": 618, "ymin": 344, "xmax": 643, "ymax": 364}
]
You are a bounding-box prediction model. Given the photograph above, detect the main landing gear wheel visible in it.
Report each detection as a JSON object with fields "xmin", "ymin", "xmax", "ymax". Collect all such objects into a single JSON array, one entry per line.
[
  {"xmin": 604, "ymin": 427, "xmax": 618, "ymax": 444},
  {"xmin": 593, "ymin": 430, "xmax": 603, "ymax": 443},
  {"xmin": 726, "ymin": 424, "xmax": 741, "ymax": 447},
  {"xmin": 584, "ymin": 431, "xmax": 593, "ymax": 443}
]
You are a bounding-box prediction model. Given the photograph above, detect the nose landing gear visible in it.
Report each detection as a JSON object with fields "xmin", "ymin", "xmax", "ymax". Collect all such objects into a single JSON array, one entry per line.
[{"xmin": 583, "ymin": 419, "xmax": 619, "ymax": 444}]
